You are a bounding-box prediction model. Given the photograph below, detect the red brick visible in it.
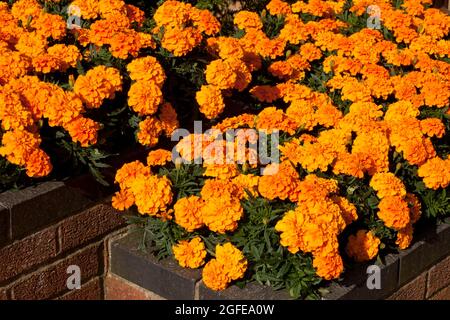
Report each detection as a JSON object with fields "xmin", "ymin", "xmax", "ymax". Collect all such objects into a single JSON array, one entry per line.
[
  {"xmin": 59, "ymin": 204, "xmax": 124, "ymax": 252},
  {"xmin": 0, "ymin": 227, "xmax": 57, "ymax": 283},
  {"xmin": 56, "ymin": 277, "xmax": 102, "ymax": 300},
  {"xmin": 429, "ymin": 286, "xmax": 450, "ymax": 300},
  {"xmin": 105, "ymin": 274, "xmax": 163, "ymax": 300},
  {"xmin": 0, "ymin": 287, "xmax": 8, "ymax": 300},
  {"xmin": 388, "ymin": 272, "xmax": 427, "ymax": 300},
  {"xmin": 427, "ymin": 255, "xmax": 450, "ymax": 298},
  {"xmin": 12, "ymin": 243, "xmax": 103, "ymax": 300}
]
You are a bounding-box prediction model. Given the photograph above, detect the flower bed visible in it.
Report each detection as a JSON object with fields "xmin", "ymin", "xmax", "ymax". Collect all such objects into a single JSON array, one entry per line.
[{"xmin": 1, "ymin": 0, "xmax": 450, "ymax": 300}]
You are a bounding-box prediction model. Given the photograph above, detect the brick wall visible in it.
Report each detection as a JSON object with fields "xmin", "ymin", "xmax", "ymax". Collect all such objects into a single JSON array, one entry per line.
[
  {"xmin": 389, "ymin": 255, "xmax": 450, "ymax": 300},
  {"xmin": 0, "ymin": 181, "xmax": 127, "ymax": 300}
]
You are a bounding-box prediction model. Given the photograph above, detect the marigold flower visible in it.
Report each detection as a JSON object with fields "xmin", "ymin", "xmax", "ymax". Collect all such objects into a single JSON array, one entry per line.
[
  {"xmin": 115, "ymin": 160, "xmax": 151, "ymax": 189},
  {"xmin": 137, "ymin": 117, "xmax": 163, "ymax": 147},
  {"xmin": 112, "ymin": 189, "xmax": 135, "ymax": 211},
  {"xmin": 65, "ymin": 116, "xmax": 100, "ymax": 147},
  {"xmin": 202, "ymin": 259, "xmax": 230, "ymax": 291},
  {"xmin": 128, "ymin": 81, "xmax": 163, "ymax": 116},
  {"xmin": 378, "ymin": 196, "xmax": 411, "ymax": 231},
  {"xmin": 205, "ymin": 59, "xmax": 237, "ymax": 90},
  {"xmin": 417, "ymin": 157, "xmax": 450, "ymax": 190},
  {"xmin": 174, "ymin": 196, "xmax": 204, "ymax": 232},
  {"xmin": 196, "ymin": 85, "xmax": 225, "ymax": 120},
  {"xmin": 346, "ymin": 230, "xmax": 381, "ymax": 262},
  {"xmin": 130, "ymin": 174, "xmax": 173, "ymax": 216},
  {"xmin": 158, "ymin": 102, "xmax": 179, "ymax": 137},
  {"xmin": 173, "ymin": 237, "xmax": 207, "ymax": 269},
  {"xmin": 370, "ymin": 173, "xmax": 407, "ymax": 199},
  {"xmin": 147, "ymin": 149, "xmax": 172, "ymax": 167},
  {"xmin": 127, "ymin": 56, "xmax": 166, "ymax": 87},
  {"xmin": 396, "ymin": 224, "xmax": 414, "ymax": 250},
  {"xmin": 215, "ymin": 243, "xmax": 247, "ymax": 281}
]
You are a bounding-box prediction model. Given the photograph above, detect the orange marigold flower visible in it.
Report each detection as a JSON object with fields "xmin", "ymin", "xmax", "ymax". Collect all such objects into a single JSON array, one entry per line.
[
  {"xmin": 25, "ymin": 149, "xmax": 53, "ymax": 178},
  {"xmin": 137, "ymin": 116, "xmax": 163, "ymax": 147},
  {"xmin": 204, "ymin": 164, "xmax": 239, "ymax": 180},
  {"xmin": 234, "ymin": 11, "xmax": 262, "ymax": 31},
  {"xmin": 370, "ymin": 172, "xmax": 407, "ymax": 199},
  {"xmin": 147, "ymin": 149, "xmax": 172, "ymax": 167},
  {"xmin": 161, "ymin": 26, "xmax": 203, "ymax": 57},
  {"xmin": 128, "ymin": 81, "xmax": 163, "ymax": 116},
  {"xmin": 419, "ymin": 118, "xmax": 446, "ymax": 138},
  {"xmin": 115, "ymin": 160, "xmax": 151, "ymax": 189},
  {"xmin": 174, "ymin": 196, "xmax": 205, "ymax": 232},
  {"xmin": 205, "ymin": 59, "xmax": 237, "ymax": 90},
  {"xmin": 202, "ymin": 259, "xmax": 230, "ymax": 291},
  {"xmin": 313, "ymin": 250, "xmax": 344, "ymax": 280},
  {"xmin": 173, "ymin": 237, "xmax": 207, "ymax": 269},
  {"xmin": 266, "ymin": 0, "xmax": 292, "ymax": 15},
  {"xmin": 112, "ymin": 189, "xmax": 135, "ymax": 211},
  {"xmin": 196, "ymin": 85, "xmax": 225, "ymax": 120},
  {"xmin": 346, "ymin": 230, "xmax": 381, "ymax": 262},
  {"xmin": 215, "ymin": 243, "xmax": 248, "ymax": 281},
  {"xmin": 417, "ymin": 157, "xmax": 450, "ymax": 190},
  {"xmin": 190, "ymin": 7, "xmax": 221, "ymax": 35},
  {"xmin": 65, "ymin": 117, "xmax": 99, "ymax": 147},
  {"xmin": 73, "ymin": 66, "xmax": 122, "ymax": 108},
  {"xmin": 130, "ymin": 174, "xmax": 173, "ymax": 216},
  {"xmin": 258, "ymin": 161, "xmax": 300, "ymax": 202},
  {"xmin": 158, "ymin": 102, "xmax": 179, "ymax": 137},
  {"xmin": 396, "ymin": 224, "xmax": 414, "ymax": 250},
  {"xmin": 378, "ymin": 196, "xmax": 411, "ymax": 231},
  {"xmin": 127, "ymin": 56, "xmax": 166, "ymax": 87},
  {"xmin": 405, "ymin": 193, "xmax": 422, "ymax": 224},
  {"xmin": 256, "ymin": 107, "xmax": 297, "ymax": 135},
  {"xmin": 201, "ymin": 197, "xmax": 243, "ymax": 234}
]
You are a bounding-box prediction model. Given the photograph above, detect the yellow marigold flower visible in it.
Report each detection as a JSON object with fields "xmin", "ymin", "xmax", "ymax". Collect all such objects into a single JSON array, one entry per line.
[
  {"xmin": 115, "ymin": 160, "xmax": 151, "ymax": 189},
  {"xmin": 112, "ymin": 189, "xmax": 135, "ymax": 211},
  {"xmin": 346, "ymin": 230, "xmax": 381, "ymax": 262},
  {"xmin": 313, "ymin": 250, "xmax": 344, "ymax": 280},
  {"xmin": 128, "ymin": 81, "xmax": 163, "ymax": 116},
  {"xmin": 173, "ymin": 237, "xmax": 207, "ymax": 269},
  {"xmin": 147, "ymin": 149, "xmax": 172, "ymax": 167},
  {"xmin": 158, "ymin": 102, "xmax": 179, "ymax": 137},
  {"xmin": 65, "ymin": 116, "xmax": 100, "ymax": 147},
  {"xmin": 274, "ymin": 210, "xmax": 303, "ymax": 254},
  {"xmin": 378, "ymin": 196, "xmax": 411, "ymax": 231},
  {"xmin": 196, "ymin": 85, "xmax": 225, "ymax": 120},
  {"xmin": 127, "ymin": 56, "xmax": 166, "ymax": 87},
  {"xmin": 234, "ymin": 11, "xmax": 262, "ymax": 31},
  {"xmin": 215, "ymin": 243, "xmax": 248, "ymax": 281},
  {"xmin": 370, "ymin": 172, "xmax": 407, "ymax": 199},
  {"xmin": 161, "ymin": 26, "xmax": 203, "ymax": 57},
  {"xmin": 205, "ymin": 59, "xmax": 237, "ymax": 90},
  {"xmin": 417, "ymin": 157, "xmax": 450, "ymax": 190},
  {"xmin": 202, "ymin": 259, "xmax": 230, "ymax": 291},
  {"xmin": 396, "ymin": 224, "xmax": 414, "ymax": 250},
  {"xmin": 130, "ymin": 174, "xmax": 173, "ymax": 216},
  {"xmin": 174, "ymin": 196, "xmax": 204, "ymax": 232},
  {"xmin": 137, "ymin": 116, "xmax": 163, "ymax": 147}
]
